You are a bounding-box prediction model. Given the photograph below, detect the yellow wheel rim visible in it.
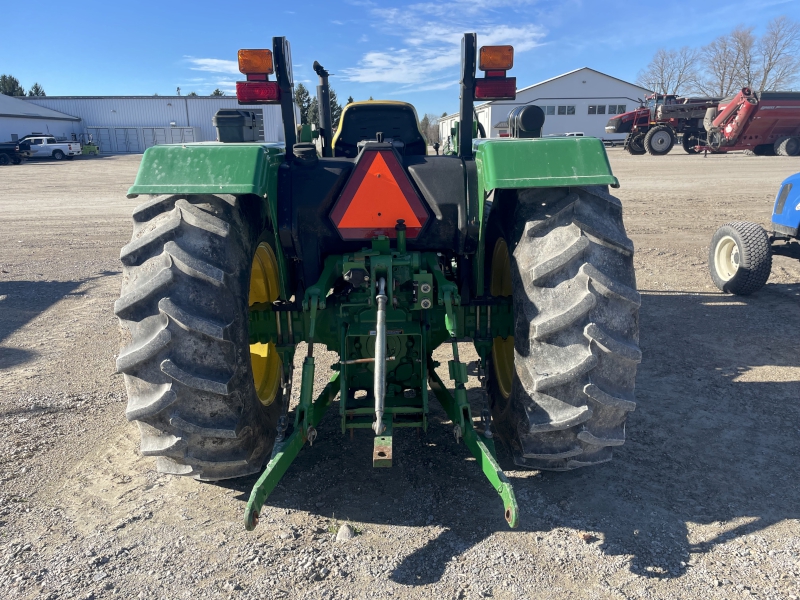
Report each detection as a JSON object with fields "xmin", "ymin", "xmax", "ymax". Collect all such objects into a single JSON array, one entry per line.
[
  {"xmin": 491, "ymin": 238, "xmax": 514, "ymax": 399},
  {"xmin": 249, "ymin": 242, "xmax": 282, "ymax": 406}
]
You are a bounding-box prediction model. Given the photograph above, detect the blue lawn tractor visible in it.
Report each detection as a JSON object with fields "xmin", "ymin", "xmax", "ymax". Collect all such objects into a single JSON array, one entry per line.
[{"xmin": 709, "ymin": 173, "xmax": 800, "ymax": 295}]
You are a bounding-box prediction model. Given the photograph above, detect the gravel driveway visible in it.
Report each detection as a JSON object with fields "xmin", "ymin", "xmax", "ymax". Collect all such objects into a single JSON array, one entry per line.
[{"xmin": 1, "ymin": 150, "xmax": 799, "ymax": 599}]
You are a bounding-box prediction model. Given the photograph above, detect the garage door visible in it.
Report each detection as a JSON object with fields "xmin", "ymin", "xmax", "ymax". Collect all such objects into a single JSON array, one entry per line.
[
  {"xmin": 114, "ymin": 128, "xmax": 141, "ymax": 153},
  {"xmin": 143, "ymin": 128, "xmax": 168, "ymax": 149}
]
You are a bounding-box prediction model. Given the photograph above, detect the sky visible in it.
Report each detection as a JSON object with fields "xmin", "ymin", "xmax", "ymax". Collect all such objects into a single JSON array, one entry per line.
[{"xmin": 1, "ymin": 0, "xmax": 798, "ymax": 117}]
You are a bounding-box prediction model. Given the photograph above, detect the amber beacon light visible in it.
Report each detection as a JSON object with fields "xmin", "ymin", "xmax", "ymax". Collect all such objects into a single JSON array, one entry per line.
[
  {"xmin": 478, "ymin": 45, "xmax": 514, "ymax": 71},
  {"xmin": 238, "ymin": 49, "xmax": 274, "ymax": 74}
]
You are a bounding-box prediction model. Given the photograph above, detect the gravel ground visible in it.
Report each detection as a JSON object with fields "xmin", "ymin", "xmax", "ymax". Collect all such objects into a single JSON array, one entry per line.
[{"xmin": 1, "ymin": 149, "xmax": 799, "ymax": 600}]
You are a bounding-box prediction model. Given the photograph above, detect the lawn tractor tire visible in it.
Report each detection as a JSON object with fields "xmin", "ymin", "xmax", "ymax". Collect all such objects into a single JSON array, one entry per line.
[
  {"xmin": 486, "ymin": 186, "xmax": 640, "ymax": 471},
  {"xmin": 709, "ymin": 221, "xmax": 772, "ymax": 295},
  {"xmin": 115, "ymin": 193, "xmax": 282, "ymax": 480},
  {"xmin": 625, "ymin": 134, "xmax": 646, "ymax": 155},
  {"xmin": 644, "ymin": 125, "xmax": 675, "ymax": 156},
  {"xmin": 681, "ymin": 133, "xmax": 700, "ymax": 154},
  {"xmin": 775, "ymin": 136, "xmax": 800, "ymax": 157}
]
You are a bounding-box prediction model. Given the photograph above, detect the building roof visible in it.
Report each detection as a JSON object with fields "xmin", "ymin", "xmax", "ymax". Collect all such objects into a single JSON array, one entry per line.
[
  {"xmin": 441, "ymin": 67, "xmax": 651, "ymax": 120},
  {"xmin": 515, "ymin": 67, "xmax": 649, "ymax": 95},
  {"xmin": 0, "ymin": 94, "xmax": 80, "ymax": 121}
]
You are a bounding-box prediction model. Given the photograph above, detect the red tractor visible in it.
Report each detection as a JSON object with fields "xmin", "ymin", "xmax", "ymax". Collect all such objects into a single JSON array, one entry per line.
[{"xmin": 605, "ymin": 93, "xmax": 721, "ymax": 156}]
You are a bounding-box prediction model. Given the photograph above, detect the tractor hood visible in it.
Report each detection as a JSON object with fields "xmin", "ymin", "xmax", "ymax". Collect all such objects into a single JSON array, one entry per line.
[{"xmin": 605, "ymin": 109, "xmax": 642, "ymax": 134}]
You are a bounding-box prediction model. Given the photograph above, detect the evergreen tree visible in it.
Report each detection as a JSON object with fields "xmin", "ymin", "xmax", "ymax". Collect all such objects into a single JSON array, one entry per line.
[
  {"xmin": 294, "ymin": 83, "xmax": 312, "ymax": 124},
  {"xmin": 420, "ymin": 114, "xmax": 431, "ymax": 143},
  {"xmin": 27, "ymin": 83, "xmax": 46, "ymax": 97},
  {"xmin": 187, "ymin": 92, "xmax": 198, "ymax": 97},
  {"xmin": 304, "ymin": 87, "xmax": 343, "ymax": 128},
  {"xmin": 347, "ymin": 95, "xmax": 354, "ymax": 104},
  {"xmin": 211, "ymin": 88, "xmax": 225, "ymax": 96},
  {"xmin": 0, "ymin": 74, "xmax": 25, "ymax": 96}
]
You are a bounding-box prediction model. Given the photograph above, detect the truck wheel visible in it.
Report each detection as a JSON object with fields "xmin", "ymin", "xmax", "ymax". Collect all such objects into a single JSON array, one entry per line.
[
  {"xmin": 52, "ymin": 150, "xmax": 65, "ymax": 161},
  {"xmin": 625, "ymin": 134, "xmax": 646, "ymax": 155},
  {"xmin": 681, "ymin": 133, "xmax": 700, "ymax": 154},
  {"xmin": 775, "ymin": 137, "xmax": 800, "ymax": 157},
  {"xmin": 709, "ymin": 221, "xmax": 772, "ymax": 295},
  {"xmin": 115, "ymin": 194, "xmax": 283, "ymax": 480},
  {"xmin": 0, "ymin": 154, "xmax": 10, "ymax": 166},
  {"xmin": 11, "ymin": 156, "xmax": 22, "ymax": 165},
  {"xmin": 644, "ymin": 126, "xmax": 675, "ymax": 155},
  {"xmin": 485, "ymin": 187, "xmax": 640, "ymax": 470}
]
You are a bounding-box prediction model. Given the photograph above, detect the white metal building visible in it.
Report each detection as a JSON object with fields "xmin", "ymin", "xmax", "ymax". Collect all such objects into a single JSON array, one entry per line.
[
  {"xmin": 440, "ymin": 67, "xmax": 650, "ymax": 143},
  {"xmin": 15, "ymin": 96, "xmax": 291, "ymax": 153},
  {"xmin": 0, "ymin": 93, "xmax": 82, "ymax": 142}
]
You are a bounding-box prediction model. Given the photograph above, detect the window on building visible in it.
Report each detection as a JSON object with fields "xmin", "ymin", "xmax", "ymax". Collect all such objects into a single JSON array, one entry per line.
[
  {"xmin": 597, "ymin": 105, "xmax": 606, "ymax": 114},
  {"xmin": 566, "ymin": 106, "xmax": 575, "ymax": 115},
  {"xmin": 545, "ymin": 105, "xmax": 555, "ymax": 115},
  {"xmin": 558, "ymin": 105, "xmax": 566, "ymax": 115},
  {"xmin": 608, "ymin": 104, "xmax": 627, "ymax": 115},
  {"xmin": 588, "ymin": 105, "xmax": 597, "ymax": 115},
  {"xmin": 617, "ymin": 104, "xmax": 626, "ymax": 114}
]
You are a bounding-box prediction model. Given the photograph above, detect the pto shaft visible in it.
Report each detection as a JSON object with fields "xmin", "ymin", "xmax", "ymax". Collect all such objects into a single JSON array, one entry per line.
[{"xmin": 373, "ymin": 277, "xmax": 387, "ymax": 434}]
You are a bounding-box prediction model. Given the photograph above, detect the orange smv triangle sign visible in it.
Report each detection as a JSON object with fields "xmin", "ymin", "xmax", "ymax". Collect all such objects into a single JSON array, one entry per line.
[{"xmin": 336, "ymin": 151, "xmax": 425, "ymax": 237}]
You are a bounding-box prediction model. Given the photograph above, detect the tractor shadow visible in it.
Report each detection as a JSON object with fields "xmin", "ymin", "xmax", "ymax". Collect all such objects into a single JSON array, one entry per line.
[
  {"xmin": 0, "ymin": 274, "xmax": 118, "ymax": 369},
  {"xmin": 223, "ymin": 282, "xmax": 800, "ymax": 585}
]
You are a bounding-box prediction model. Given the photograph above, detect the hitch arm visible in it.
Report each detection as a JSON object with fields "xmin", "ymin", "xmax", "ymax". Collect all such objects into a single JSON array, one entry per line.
[
  {"xmin": 244, "ymin": 373, "xmax": 339, "ymax": 530},
  {"xmin": 428, "ymin": 363, "xmax": 519, "ymax": 528}
]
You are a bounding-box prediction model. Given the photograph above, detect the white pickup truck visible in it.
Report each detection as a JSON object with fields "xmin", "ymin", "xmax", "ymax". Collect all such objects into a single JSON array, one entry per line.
[{"xmin": 22, "ymin": 136, "xmax": 81, "ymax": 160}]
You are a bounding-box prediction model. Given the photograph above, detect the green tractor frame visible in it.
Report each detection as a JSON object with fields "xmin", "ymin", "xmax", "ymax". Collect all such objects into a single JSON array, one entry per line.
[{"xmin": 115, "ymin": 34, "xmax": 640, "ymax": 529}]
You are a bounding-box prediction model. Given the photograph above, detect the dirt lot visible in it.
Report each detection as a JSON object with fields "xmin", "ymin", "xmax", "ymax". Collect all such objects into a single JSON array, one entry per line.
[{"xmin": 1, "ymin": 150, "xmax": 799, "ymax": 600}]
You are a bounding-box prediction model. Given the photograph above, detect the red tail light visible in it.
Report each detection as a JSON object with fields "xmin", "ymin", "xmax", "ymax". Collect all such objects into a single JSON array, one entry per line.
[
  {"xmin": 236, "ymin": 81, "xmax": 281, "ymax": 104},
  {"xmin": 474, "ymin": 77, "xmax": 516, "ymax": 100}
]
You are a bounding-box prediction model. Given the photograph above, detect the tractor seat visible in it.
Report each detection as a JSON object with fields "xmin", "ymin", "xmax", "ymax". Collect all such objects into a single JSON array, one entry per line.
[{"xmin": 331, "ymin": 101, "xmax": 427, "ymax": 158}]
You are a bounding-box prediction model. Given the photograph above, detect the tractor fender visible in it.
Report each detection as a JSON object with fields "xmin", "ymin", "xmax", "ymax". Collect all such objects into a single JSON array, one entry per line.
[{"xmin": 472, "ymin": 136, "xmax": 620, "ymax": 296}]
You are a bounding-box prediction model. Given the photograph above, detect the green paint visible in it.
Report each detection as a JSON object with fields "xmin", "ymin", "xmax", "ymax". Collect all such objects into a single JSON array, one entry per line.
[
  {"xmin": 474, "ymin": 136, "xmax": 619, "ymax": 191},
  {"xmin": 127, "ymin": 142, "xmax": 285, "ymax": 197}
]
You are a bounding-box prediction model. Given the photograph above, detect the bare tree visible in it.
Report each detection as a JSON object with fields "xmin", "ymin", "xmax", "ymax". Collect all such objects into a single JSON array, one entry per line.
[
  {"xmin": 419, "ymin": 113, "xmax": 440, "ymax": 145},
  {"xmin": 696, "ymin": 31, "xmax": 746, "ymax": 96},
  {"xmin": 730, "ymin": 26, "xmax": 758, "ymax": 89},
  {"xmin": 636, "ymin": 47, "xmax": 699, "ymax": 95},
  {"xmin": 757, "ymin": 16, "xmax": 800, "ymax": 90}
]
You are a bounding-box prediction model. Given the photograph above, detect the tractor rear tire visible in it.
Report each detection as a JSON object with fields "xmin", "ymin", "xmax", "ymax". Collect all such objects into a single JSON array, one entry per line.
[
  {"xmin": 115, "ymin": 194, "xmax": 282, "ymax": 480},
  {"xmin": 486, "ymin": 187, "xmax": 640, "ymax": 470},
  {"xmin": 709, "ymin": 221, "xmax": 772, "ymax": 295},
  {"xmin": 625, "ymin": 134, "xmax": 646, "ymax": 155},
  {"xmin": 775, "ymin": 137, "xmax": 800, "ymax": 157},
  {"xmin": 644, "ymin": 126, "xmax": 675, "ymax": 155},
  {"xmin": 681, "ymin": 133, "xmax": 700, "ymax": 154}
]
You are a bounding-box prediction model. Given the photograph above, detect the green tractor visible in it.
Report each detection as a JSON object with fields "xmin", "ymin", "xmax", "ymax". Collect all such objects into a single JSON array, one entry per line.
[{"xmin": 115, "ymin": 35, "xmax": 640, "ymax": 529}]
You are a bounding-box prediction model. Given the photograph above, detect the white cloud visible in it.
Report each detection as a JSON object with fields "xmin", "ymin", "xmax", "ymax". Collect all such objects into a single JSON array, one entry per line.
[
  {"xmin": 340, "ymin": 2, "xmax": 546, "ymax": 85},
  {"xmin": 185, "ymin": 57, "xmax": 240, "ymax": 75}
]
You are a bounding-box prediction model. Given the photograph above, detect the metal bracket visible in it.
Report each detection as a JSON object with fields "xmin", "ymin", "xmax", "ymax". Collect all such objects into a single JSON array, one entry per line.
[{"xmin": 372, "ymin": 417, "xmax": 393, "ymax": 467}]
